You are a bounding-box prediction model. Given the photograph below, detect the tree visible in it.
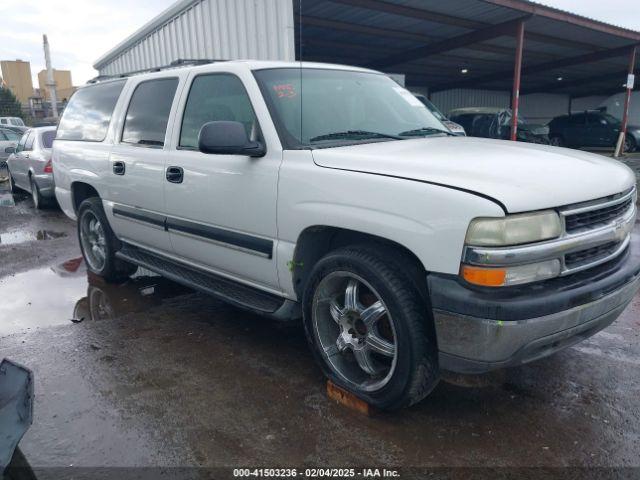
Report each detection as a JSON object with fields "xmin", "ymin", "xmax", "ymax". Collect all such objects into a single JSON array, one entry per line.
[{"xmin": 0, "ymin": 86, "xmax": 24, "ymax": 119}]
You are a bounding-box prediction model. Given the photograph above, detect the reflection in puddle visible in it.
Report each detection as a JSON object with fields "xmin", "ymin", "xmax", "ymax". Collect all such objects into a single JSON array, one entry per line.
[
  {"xmin": 0, "ymin": 192, "xmax": 15, "ymax": 207},
  {"xmin": 0, "ymin": 230, "xmax": 67, "ymax": 245},
  {"xmin": 0, "ymin": 258, "xmax": 192, "ymax": 336}
]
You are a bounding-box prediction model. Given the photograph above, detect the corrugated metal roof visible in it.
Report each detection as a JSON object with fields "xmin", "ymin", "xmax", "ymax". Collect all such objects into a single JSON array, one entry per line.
[{"xmin": 94, "ymin": 0, "xmax": 639, "ymax": 98}]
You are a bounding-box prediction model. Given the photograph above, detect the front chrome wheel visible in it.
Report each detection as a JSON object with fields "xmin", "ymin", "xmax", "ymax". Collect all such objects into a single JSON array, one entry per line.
[
  {"xmin": 312, "ymin": 272, "xmax": 397, "ymax": 392},
  {"xmin": 80, "ymin": 210, "xmax": 107, "ymax": 272}
]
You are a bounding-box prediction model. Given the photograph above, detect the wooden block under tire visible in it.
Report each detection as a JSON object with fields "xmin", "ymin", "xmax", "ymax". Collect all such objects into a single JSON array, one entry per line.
[{"xmin": 327, "ymin": 381, "xmax": 377, "ymax": 416}]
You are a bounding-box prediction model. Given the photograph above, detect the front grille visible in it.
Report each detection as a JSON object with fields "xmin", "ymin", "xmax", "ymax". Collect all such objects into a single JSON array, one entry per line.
[
  {"xmin": 564, "ymin": 241, "xmax": 621, "ymax": 268},
  {"xmin": 565, "ymin": 197, "xmax": 632, "ymax": 233}
]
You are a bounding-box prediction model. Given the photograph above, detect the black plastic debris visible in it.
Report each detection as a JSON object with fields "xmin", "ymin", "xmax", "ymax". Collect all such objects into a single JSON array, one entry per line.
[{"xmin": 0, "ymin": 360, "xmax": 33, "ymax": 474}]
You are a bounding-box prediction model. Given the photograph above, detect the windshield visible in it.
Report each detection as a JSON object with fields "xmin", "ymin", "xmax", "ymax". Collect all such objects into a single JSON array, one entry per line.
[
  {"xmin": 254, "ymin": 68, "xmax": 448, "ymax": 149},
  {"xmin": 415, "ymin": 96, "xmax": 446, "ymax": 121}
]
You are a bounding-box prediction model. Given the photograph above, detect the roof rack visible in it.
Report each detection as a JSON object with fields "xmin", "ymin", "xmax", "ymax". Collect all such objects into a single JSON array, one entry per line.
[{"xmin": 86, "ymin": 58, "xmax": 226, "ymax": 84}]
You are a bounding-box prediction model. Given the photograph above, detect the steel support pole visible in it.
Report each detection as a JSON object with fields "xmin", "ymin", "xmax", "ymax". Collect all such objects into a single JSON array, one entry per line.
[
  {"xmin": 510, "ymin": 21, "xmax": 525, "ymax": 141},
  {"xmin": 620, "ymin": 46, "xmax": 637, "ymax": 153}
]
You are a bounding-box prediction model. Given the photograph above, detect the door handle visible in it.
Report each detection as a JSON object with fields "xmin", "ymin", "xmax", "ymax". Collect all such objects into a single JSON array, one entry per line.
[
  {"xmin": 166, "ymin": 166, "xmax": 184, "ymax": 184},
  {"xmin": 113, "ymin": 161, "xmax": 126, "ymax": 175}
]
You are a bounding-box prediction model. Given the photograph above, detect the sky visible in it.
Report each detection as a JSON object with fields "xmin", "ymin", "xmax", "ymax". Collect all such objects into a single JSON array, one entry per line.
[{"xmin": 0, "ymin": 0, "xmax": 638, "ymax": 88}]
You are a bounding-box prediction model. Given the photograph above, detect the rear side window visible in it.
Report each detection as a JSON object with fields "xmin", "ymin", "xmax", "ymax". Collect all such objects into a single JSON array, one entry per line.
[
  {"xmin": 179, "ymin": 74, "xmax": 258, "ymax": 149},
  {"xmin": 122, "ymin": 78, "xmax": 179, "ymax": 147},
  {"xmin": 41, "ymin": 130, "xmax": 56, "ymax": 149},
  {"xmin": 57, "ymin": 80, "xmax": 125, "ymax": 142}
]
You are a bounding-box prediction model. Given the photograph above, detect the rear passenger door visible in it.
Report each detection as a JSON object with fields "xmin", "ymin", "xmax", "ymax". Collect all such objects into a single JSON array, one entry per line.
[
  {"xmin": 105, "ymin": 77, "xmax": 181, "ymax": 255},
  {"xmin": 163, "ymin": 71, "xmax": 281, "ymax": 291}
]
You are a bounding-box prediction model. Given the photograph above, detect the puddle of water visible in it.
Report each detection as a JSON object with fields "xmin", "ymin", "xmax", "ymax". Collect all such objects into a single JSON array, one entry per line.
[
  {"xmin": 0, "ymin": 230, "xmax": 67, "ymax": 245},
  {"xmin": 0, "ymin": 258, "xmax": 191, "ymax": 336},
  {"xmin": 0, "ymin": 192, "xmax": 15, "ymax": 207}
]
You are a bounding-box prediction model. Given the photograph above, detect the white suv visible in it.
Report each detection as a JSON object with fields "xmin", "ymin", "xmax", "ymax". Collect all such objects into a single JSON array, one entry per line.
[{"xmin": 53, "ymin": 61, "xmax": 640, "ymax": 410}]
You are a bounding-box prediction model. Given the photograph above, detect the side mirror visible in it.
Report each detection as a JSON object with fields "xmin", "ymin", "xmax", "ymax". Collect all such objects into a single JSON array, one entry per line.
[
  {"xmin": 5, "ymin": 146, "xmax": 15, "ymax": 154},
  {"xmin": 198, "ymin": 121, "xmax": 265, "ymax": 157}
]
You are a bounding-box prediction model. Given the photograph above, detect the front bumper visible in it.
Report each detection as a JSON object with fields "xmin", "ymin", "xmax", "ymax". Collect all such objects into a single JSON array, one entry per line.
[{"xmin": 429, "ymin": 231, "xmax": 640, "ymax": 374}]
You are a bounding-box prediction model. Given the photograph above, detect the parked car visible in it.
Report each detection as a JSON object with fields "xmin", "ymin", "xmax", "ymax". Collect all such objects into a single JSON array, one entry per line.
[
  {"xmin": 0, "ymin": 124, "xmax": 28, "ymax": 135},
  {"xmin": 449, "ymin": 107, "xmax": 549, "ymax": 143},
  {"xmin": 548, "ymin": 111, "xmax": 639, "ymax": 152},
  {"xmin": 0, "ymin": 116, "xmax": 25, "ymax": 128},
  {"xmin": 53, "ymin": 61, "xmax": 639, "ymax": 411},
  {"xmin": 0, "ymin": 127, "xmax": 21, "ymax": 166},
  {"xmin": 6, "ymin": 126, "xmax": 57, "ymax": 209},
  {"xmin": 412, "ymin": 93, "xmax": 466, "ymax": 135}
]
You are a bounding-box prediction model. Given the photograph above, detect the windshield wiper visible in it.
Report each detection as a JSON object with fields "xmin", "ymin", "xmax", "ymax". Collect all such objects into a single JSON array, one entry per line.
[
  {"xmin": 309, "ymin": 130, "xmax": 404, "ymax": 142},
  {"xmin": 398, "ymin": 127, "xmax": 455, "ymax": 137}
]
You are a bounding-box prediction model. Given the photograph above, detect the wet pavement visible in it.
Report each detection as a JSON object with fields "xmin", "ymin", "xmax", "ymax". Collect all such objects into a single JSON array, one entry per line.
[{"xmin": 1, "ymin": 175, "xmax": 640, "ymax": 474}]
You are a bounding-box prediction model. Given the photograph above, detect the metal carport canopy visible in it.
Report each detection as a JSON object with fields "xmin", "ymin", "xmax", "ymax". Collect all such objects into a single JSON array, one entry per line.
[{"xmin": 295, "ymin": 0, "xmax": 640, "ymax": 98}]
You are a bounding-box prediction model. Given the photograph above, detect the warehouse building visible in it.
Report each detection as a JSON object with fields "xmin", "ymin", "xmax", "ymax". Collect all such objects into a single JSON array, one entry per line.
[{"xmin": 93, "ymin": 0, "xmax": 639, "ymax": 128}]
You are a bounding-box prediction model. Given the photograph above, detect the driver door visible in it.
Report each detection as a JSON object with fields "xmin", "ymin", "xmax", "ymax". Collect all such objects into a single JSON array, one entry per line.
[{"xmin": 163, "ymin": 71, "xmax": 281, "ymax": 291}]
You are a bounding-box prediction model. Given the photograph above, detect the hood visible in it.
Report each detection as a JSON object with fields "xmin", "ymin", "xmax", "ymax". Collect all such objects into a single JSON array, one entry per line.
[{"xmin": 311, "ymin": 136, "xmax": 636, "ymax": 213}]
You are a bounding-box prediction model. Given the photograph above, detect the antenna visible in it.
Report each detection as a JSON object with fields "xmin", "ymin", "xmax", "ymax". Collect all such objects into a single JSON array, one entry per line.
[{"xmin": 43, "ymin": 34, "xmax": 59, "ymax": 119}]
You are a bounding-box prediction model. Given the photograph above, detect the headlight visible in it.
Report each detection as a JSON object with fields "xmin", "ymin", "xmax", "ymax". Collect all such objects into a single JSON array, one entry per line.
[{"xmin": 465, "ymin": 211, "xmax": 562, "ymax": 246}]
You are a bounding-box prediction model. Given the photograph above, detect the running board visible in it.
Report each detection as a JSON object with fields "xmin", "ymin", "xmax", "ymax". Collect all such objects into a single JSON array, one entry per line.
[{"xmin": 116, "ymin": 243, "xmax": 295, "ymax": 317}]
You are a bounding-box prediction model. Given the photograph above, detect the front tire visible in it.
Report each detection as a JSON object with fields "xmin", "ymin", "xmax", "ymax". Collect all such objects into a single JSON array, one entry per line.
[
  {"xmin": 77, "ymin": 197, "xmax": 137, "ymax": 283},
  {"xmin": 303, "ymin": 246, "xmax": 439, "ymax": 411}
]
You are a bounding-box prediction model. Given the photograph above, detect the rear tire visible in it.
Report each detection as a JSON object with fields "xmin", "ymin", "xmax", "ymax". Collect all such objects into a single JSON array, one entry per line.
[
  {"xmin": 302, "ymin": 245, "xmax": 439, "ymax": 411},
  {"xmin": 30, "ymin": 177, "xmax": 44, "ymax": 209},
  {"xmin": 7, "ymin": 168, "xmax": 17, "ymax": 193},
  {"xmin": 550, "ymin": 135, "xmax": 564, "ymax": 147},
  {"xmin": 77, "ymin": 197, "xmax": 137, "ymax": 283},
  {"xmin": 624, "ymin": 135, "xmax": 636, "ymax": 153}
]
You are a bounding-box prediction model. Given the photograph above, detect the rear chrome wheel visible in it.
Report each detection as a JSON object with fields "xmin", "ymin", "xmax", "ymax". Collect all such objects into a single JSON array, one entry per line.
[
  {"xmin": 312, "ymin": 272, "xmax": 397, "ymax": 392},
  {"xmin": 80, "ymin": 210, "xmax": 107, "ymax": 272},
  {"xmin": 77, "ymin": 197, "xmax": 137, "ymax": 283}
]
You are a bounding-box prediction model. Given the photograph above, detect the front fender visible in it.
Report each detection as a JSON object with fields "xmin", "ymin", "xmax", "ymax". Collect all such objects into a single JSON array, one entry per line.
[{"xmin": 276, "ymin": 151, "xmax": 504, "ymax": 296}]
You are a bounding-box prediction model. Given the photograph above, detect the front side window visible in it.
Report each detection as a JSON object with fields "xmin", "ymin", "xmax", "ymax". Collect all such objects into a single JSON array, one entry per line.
[
  {"xmin": 254, "ymin": 68, "xmax": 447, "ymax": 149},
  {"xmin": 15, "ymin": 131, "xmax": 29, "ymax": 153},
  {"xmin": 10, "ymin": 118, "xmax": 24, "ymax": 126},
  {"xmin": 179, "ymin": 74, "xmax": 259, "ymax": 149},
  {"xmin": 57, "ymin": 80, "xmax": 125, "ymax": 142},
  {"xmin": 122, "ymin": 78, "xmax": 179, "ymax": 147}
]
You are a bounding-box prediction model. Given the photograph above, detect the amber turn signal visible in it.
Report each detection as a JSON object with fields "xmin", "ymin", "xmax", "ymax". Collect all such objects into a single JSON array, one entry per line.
[{"xmin": 461, "ymin": 265, "xmax": 506, "ymax": 287}]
